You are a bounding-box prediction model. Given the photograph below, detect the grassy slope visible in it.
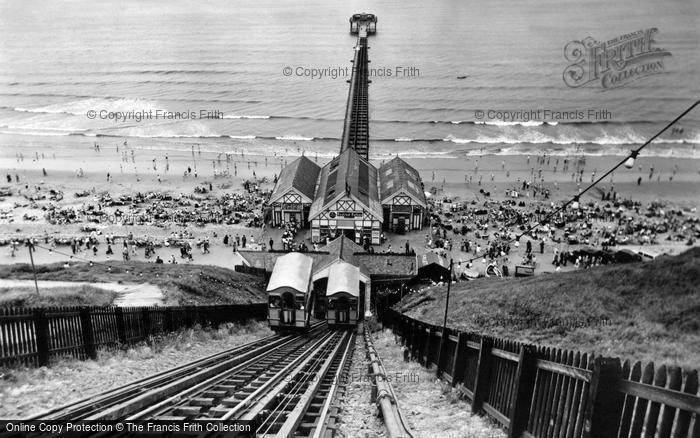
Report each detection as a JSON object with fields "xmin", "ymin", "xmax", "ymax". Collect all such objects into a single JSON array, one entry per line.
[
  {"xmin": 0, "ymin": 286, "xmax": 117, "ymax": 307},
  {"xmin": 397, "ymin": 248, "xmax": 700, "ymax": 369},
  {"xmin": 0, "ymin": 262, "xmax": 266, "ymax": 306}
]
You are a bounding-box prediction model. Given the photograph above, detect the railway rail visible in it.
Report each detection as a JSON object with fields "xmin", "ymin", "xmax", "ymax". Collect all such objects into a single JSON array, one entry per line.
[
  {"xmin": 364, "ymin": 324, "xmax": 414, "ymax": 438},
  {"xmin": 27, "ymin": 321, "xmax": 326, "ymax": 421},
  {"xmin": 26, "ymin": 321, "xmax": 413, "ymax": 438},
  {"xmin": 340, "ymin": 24, "xmax": 371, "ymax": 160}
]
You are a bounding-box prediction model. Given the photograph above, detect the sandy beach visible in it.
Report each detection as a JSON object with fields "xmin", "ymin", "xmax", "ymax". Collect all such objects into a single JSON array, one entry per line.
[
  {"xmin": 0, "ymin": 138, "xmax": 697, "ymax": 275},
  {"xmin": 2, "ymin": 138, "xmax": 698, "ymax": 201}
]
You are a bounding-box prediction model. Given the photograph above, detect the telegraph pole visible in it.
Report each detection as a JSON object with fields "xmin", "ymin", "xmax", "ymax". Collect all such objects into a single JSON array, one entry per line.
[
  {"xmin": 26, "ymin": 239, "xmax": 40, "ymax": 296},
  {"xmin": 436, "ymin": 259, "xmax": 453, "ymax": 377},
  {"xmin": 442, "ymin": 259, "xmax": 454, "ymax": 330}
]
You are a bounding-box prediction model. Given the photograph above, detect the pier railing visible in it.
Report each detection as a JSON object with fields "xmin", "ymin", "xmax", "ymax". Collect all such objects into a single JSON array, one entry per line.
[
  {"xmin": 0, "ymin": 304, "xmax": 266, "ymax": 367},
  {"xmin": 383, "ymin": 310, "xmax": 700, "ymax": 438}
]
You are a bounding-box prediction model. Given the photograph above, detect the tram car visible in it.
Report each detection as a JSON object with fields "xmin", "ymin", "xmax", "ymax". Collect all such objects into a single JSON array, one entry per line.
[
  {"xmin": 267, "ymin": 253, "xmax": 314, "ymax": 331},
  {"xmin": 325, "ymin": 262, "xmax": 361, "ymax": 327}
]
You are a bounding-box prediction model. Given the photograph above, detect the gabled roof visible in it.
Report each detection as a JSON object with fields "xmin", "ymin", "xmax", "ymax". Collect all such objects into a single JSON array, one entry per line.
[
  {"xmin": 237, "ymin": 236, "xmax": 416, "ymax": 280},
  {"xmin": 354, "ymin": 253, "xmax": 417, "ymax": 279},
  {"xmin": 309, "ymin": 148, "xmax": 382, "ymax": 220},
  {"xmin": 237, "ymin": 251, "xmax": 287, "ymax": 270},
  {"xmin": 269, "ymin": 155, "xmax": 320, "ymax": 204},
  {"xmin": 313, "ymin": 235, "xmax": 369, "ymax": 277},
  {"xmin": 378, "ymin": 156, "xmax": 427, "ymax": 206},
  {"xmin": 418, "ymin": 251, "xmax": 449, "ymax": 269}
]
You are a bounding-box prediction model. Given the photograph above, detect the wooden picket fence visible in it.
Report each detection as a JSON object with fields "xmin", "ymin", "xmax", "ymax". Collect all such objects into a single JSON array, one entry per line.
[
  {"xmin": 0, "ymin": 304, "xmax": 266, "ymax": 367},
  {"xmin": 383, "ymin": 310, "xmax": 700, "ymax": 438}
]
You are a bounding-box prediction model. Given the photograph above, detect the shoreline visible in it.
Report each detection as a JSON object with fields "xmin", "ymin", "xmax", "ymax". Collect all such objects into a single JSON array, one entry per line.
[{"xmin": 1, "ymin": 135, "xmax": 698, "ymax": 272}]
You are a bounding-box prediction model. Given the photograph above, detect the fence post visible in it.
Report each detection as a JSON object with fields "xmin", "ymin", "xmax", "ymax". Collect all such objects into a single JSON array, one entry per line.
[
  {"xmin": 79, "ymin": 307, "xmax": 97, "ymax": 360},
  {"xmin": 169, "ymin": 307, "xmax": 182, "ymax": 331},
  {"xmin": 196, "ymin": 306, "xmax": 204, "ymax": 327},
  {"xmin": 436, "ymin": 327, "xmax": 449, "ymax": 378},
  {"xmin": 33, "ymin": 309, "xmax": 50, "ymax": 366},
  {"xmin": 187, "ymin": 306, "xmax": 195, "ymax": 327},
  {"xmin": 414, "ymin": 323, "xmax": 424, "ymax": 364},
  {"xmin": 398, "ymin": 316, "xmax": 406, "ymax": 345},
  {"xmin": 424, "ymin": 326, "xmax": 435, "ymax": 368},
  {"xmin": 410, "ymin": 321, "xmax": 419, "ymax": 360},
  {"xmin": 583, "ymin": 357, "xmax": 623, "ymax": 438},
  {"xmin": 472, "ymin": 336, "xmax": 493, "ymax": 414},
  {"xmin": 451, "ymin": 332, "xmax": 468, "ymax": 387},
  {"xmin": 164, "ymin": 307, "xmax": 173, "ymax": 332},
  {"xmin": 141, "ymin": 308, "xmax": 151, "ymax": 339},
  {"xmin": 115, "ymin": 307, "xmax": 127, "ymax": 344},
  {"xmin": 212, "ymin": 306, "xmax": 221, "ymax": 328},
  {"xmin": 507, "ymin": 345, "xmax": 537, "ymax": 438}
]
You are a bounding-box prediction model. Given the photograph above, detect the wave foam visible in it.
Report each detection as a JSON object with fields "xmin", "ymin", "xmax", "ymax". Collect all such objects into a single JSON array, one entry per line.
[
  {"xmin": 15, "ymin": 98, "xmax": 160, "ymax": 117},
  {"xmin": 474, "ymin": 120, "xmax": 559, "ymax": 127},
  {"xmin": 222, "ymin": 114, "xmax": 270, "ymax": 119},
  {"xmin": 274, "ymin": 135, "xmax": 314, "ymax": 141}
]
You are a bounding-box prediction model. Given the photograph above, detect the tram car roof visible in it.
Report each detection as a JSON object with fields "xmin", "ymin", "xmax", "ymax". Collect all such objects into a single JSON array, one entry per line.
[
  {"xmin": 326, "ymin": 261, "xmax": 361, "ymax": 298},
  {"xmin": 266, "ymin": 252, "xmax": 314, "ymax": 293}
]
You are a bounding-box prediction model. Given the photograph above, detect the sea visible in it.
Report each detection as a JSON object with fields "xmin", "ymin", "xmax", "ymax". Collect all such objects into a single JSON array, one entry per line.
[{"xmin": 1, "ymin": 0, "xmax": 699, "ymax": 160}]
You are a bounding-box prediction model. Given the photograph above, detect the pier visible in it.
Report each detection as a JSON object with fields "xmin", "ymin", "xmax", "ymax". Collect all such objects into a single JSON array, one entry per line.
[{"xmin": 341, "ymin": 13, "xmax": 377, "ymax": 160}]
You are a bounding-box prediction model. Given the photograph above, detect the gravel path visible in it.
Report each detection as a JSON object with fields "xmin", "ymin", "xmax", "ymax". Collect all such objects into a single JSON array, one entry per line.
[
  {"xmin": 371, "ymin": 329, "xmax": 505, "ymax": 438},
  {"xmin": 0, "ymin": 321, "xmax": 271, "ymax": 418},
  {"xmin": 335, "ymin": 331, "xmax": 385, "ymax": 438}
]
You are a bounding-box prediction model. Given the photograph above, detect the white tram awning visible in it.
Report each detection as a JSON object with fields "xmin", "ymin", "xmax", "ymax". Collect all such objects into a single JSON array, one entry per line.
[
  {"xmin": 326, "ymin": 261, "xmax": 360, "ymax": 298},
  {"xmin": 266, "ymin": 252, "xmax": 314, "ymax": 293}
]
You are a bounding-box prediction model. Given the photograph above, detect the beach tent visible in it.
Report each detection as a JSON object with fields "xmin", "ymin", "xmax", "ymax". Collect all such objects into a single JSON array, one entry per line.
[
  {"xmin": 461, "ymin": 268, "xmax": 480, "ymax": 280},
  {"xmin": 485, "ymin": 264, "xmax": 503, "ymax": 278}
]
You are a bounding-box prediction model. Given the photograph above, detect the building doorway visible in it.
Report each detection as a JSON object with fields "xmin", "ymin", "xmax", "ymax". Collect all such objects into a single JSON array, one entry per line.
[
  {"xmin": 283, "ymin": 211, "xmax": 301, "ymax": 224},
  {"xmin": 342, "ymin": 228, "xmax": 356, "ymax": 241}
]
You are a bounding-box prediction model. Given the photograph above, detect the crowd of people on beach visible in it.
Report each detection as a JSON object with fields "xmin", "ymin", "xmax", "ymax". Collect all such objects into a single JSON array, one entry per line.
[
  {"xmin": 2, "ymin": 141, "xmax": 698, "ymax": 284},
  {"xmin": 34, "ymin": 185, "xmax": 269, "ymax": 229},
  {"xmin": 3, "ymin": 172, "xmax": 698, "ymax": 278},
  {"xmin": 424, "ymin": 189, "xmax": 698, "ymax": 276}
]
